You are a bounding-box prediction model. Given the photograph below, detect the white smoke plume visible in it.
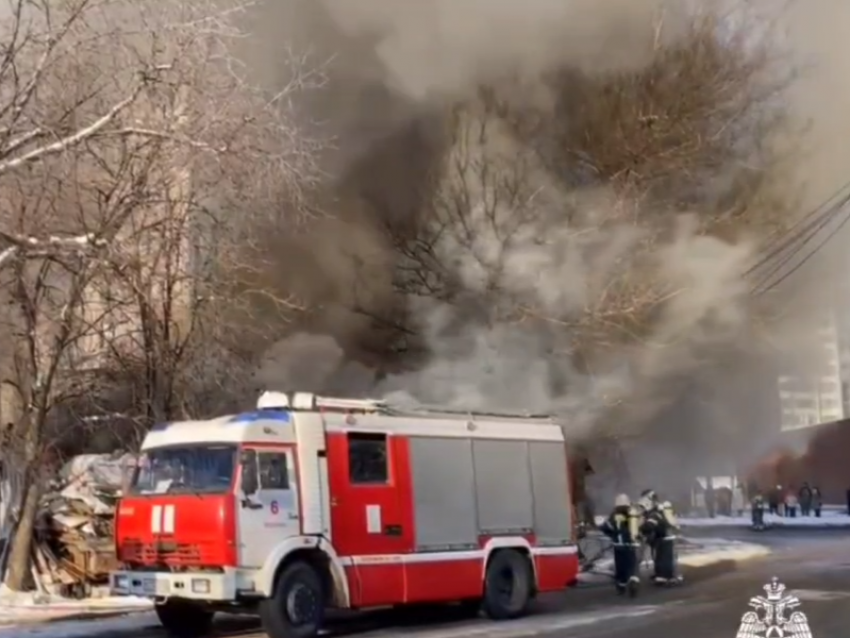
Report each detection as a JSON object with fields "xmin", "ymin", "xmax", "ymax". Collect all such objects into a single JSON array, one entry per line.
[{"xmin": 321, "ymin": 0, "xmax": 686, "ymax": 102}]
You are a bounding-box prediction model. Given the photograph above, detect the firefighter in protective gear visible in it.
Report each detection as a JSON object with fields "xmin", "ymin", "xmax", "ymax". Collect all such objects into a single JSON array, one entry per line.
[
  {"xmin": 636, "ymin": 489, "xmax": 658, "ymax": 514},
  {"xmin": 751, "ymin": 492, "xmax": 766, "ymax": 530},
  {"xmin": 639, "ymin": 494, "xmax": 683, "ymax": 586},
  {"xmin": 599, "ymin": 494, "xmax": 641, "ymax": 596}
]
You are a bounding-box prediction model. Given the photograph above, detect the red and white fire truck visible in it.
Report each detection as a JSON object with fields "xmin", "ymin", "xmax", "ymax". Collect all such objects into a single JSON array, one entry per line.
[{"xmin": 111, "ymin": 392, "xmax": 580, "ymax": 638}]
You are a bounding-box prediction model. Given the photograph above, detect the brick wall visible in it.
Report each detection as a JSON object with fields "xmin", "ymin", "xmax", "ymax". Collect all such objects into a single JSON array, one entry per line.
[{"xmin": 748, "ymin": 420, "xmax": 850, "ymax": 504}]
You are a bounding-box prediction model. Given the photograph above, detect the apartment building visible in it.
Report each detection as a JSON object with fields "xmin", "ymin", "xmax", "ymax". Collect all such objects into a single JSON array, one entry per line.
[
  {"xmin": 73, "ymin": 90, "xmax": 195, "ymax": 371},
  {"xmin": 777, "ymin": 312, "xmax": 846, "ymax": 431}
]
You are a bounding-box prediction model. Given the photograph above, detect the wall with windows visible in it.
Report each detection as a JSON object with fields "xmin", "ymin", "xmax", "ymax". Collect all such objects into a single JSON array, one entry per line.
[{"xmin": 778, "ymin": 313, "xmax": 846, "ymax": 430}]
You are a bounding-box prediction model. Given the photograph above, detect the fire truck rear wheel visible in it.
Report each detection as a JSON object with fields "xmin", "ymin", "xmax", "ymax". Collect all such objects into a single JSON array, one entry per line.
[
  {"xmin": 154, "ymin": 600, "xmax": 214, "ymax": 638},
  {"xmin": 482, "ymin": 549, "xmax": 534, "ymax": 621},
  {"xmin": 260, "ymin": 561, "xmax": 325, "ymax": 638}
]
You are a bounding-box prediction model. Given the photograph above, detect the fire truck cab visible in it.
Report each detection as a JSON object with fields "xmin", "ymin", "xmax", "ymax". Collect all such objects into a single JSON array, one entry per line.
[{"xmin": 111, "ymin": 391, "xmax": 580, "ymax": 638}]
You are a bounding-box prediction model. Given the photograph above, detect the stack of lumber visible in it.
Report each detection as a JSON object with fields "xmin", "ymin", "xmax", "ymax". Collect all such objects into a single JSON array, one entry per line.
[{"xmin": 27, "ymin": 453, "xmax": 131, "ymax": 598}]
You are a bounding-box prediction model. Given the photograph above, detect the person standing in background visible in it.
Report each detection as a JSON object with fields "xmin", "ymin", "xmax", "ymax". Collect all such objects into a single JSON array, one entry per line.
[
  {"xmin": 768, "ymin": 485, "xmax": 780, "ymax": 515},
  {"xmin": 751, "ymin": 492, "xmax": 766, "ymax": 530},
  {"xmin": 784, "ymin": 489, "xmax": 798, "ymax": 517},
  {"xmin": 799, "ymin": 482, "xmax": 812, "ymax": 516},
  {"xmin": 705, "ymin": 482, "xmax": 716, "ymax": 518},
  {"xmin": 812, "ymin": 486, "xmax": 823, "ymax": 517}
]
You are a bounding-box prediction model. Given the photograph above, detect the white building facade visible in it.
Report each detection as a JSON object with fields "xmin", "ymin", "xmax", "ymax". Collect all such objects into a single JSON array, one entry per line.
[{"xmin": 778, "ymin": 313, "xmax": 846, "ymax": 431}]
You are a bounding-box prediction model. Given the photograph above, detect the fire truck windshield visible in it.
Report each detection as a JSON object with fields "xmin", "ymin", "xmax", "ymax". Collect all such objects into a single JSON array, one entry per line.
[{"xmin": 129, "ymin": 444, "xmax": 236, "ymax": 495}]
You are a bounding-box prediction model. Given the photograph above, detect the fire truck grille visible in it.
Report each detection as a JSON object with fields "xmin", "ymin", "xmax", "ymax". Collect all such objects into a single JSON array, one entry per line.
[{"xmin": 120, "ymin": 539, "xmax": 210, "ymax": 566}]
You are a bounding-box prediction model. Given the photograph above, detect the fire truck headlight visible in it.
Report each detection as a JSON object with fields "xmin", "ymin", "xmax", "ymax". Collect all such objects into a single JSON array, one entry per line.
[
  {"xmin": 113, "ymin": 574, "xmax": 129, "ymax": 591},
  {"xmin": 191, "ymin": 578, "xmax": 211, "ymax": 594}
]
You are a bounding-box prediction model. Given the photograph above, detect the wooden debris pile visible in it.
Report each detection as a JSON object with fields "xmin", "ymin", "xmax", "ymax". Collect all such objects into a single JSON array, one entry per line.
[{"xmin": 27, "ymin": 453, "xmax": 131, "ymax": 598}]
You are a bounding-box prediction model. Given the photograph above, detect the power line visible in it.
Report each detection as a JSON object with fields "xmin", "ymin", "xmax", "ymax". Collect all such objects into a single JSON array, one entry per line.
[
  {"xmin": 754, "ymin": 201, "xmax": 850, "ymax": 295},
  {"xmin": 746, "ymin": 179, "xmax": 850, "ymax": 295},
  {"xmin": 745, "ymin": 179, "xmax": 850, "ymax": 280},
  {"xmin": 750, "ymin": 195, "xmax": 850, "ymax": 295}
]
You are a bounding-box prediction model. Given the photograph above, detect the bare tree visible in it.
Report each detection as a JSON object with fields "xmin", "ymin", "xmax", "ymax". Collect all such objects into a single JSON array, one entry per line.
[
  {"xmin": 348, "ymin": 7, "xmax": 795, "ymax": 375},
  {"xmin": 94, "ymin": 177, "xmax": 311, "ymax": 430},
  {"xmin": 0, "ymin": 0, "xmax": 320, "ymax": 590}
]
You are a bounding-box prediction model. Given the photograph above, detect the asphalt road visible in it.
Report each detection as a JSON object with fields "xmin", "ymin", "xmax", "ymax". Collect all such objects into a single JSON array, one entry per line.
[
  {"xmin": 26, "ymin": 527, "xmax": 850, "ymax": 638},
  {"xmin": 567, "ymin": 536, "xmax": 850, "ymax": 638}
]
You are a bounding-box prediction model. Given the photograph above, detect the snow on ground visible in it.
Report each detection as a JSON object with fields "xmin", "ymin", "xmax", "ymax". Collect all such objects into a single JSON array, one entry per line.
[
  {"xmin": 579, "ymin": 537, "xmax": 770, "ymax": 582},
  {"xmin": 0, "ymin": 587, "xmax": 151, "ymax": 626},
  {"xmin": 676, "ymin": 538, "xmax": 771, "ymax": 567},
  {"xmin": 0, "ymin": 612, "xmax": 156, "ymax": 637},
  {"xmin": 674, "ymin": 512, "xmax": 850, "ymax": 528},
  {"xmin": 594, "ymin": 507, "xmax": 850, "ymax": 528}
]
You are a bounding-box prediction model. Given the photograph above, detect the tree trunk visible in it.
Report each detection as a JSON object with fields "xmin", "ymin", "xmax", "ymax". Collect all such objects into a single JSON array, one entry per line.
[
  {"xmin": 3, "ymin": 475, "xmax": 40, "ymax": 591},
  {"xmin": 3, "ymin": 384, "xmax": 42, "ymax": 591}
]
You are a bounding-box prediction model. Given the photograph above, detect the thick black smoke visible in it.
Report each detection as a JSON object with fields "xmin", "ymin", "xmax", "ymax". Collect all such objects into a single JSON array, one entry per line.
[{"xmin": 236, "ymin": 0, "xmax": 849, "ymax": 496}]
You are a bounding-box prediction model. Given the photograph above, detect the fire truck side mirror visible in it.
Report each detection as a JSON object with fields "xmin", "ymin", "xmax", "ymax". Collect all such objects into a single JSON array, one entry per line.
[{"xmin": 240, "ymin": 450, "xmax": 259, "ymax": 496}]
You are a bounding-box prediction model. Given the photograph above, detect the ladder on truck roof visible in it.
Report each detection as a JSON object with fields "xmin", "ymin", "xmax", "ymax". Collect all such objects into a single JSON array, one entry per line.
[
  {"xmin": 257, "ymin": 391, "xmax": 552, "ymax": 420},
  {"xmin": 257, "ymin": 391, "xmax": 388, "ymax": 412},
  {"xmin": 396, "ymin": 403, "xmax": 552, "ymax": 420}
]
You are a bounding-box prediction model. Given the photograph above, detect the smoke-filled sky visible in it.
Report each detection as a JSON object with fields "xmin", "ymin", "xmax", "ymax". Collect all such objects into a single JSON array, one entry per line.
[
  {"xmin": 233, "ymin": 0, "xmax": 850, "ymax": 492},
  {"xmin": 781, "ymin": 0, "xmax": 850, "ymax": 207}
]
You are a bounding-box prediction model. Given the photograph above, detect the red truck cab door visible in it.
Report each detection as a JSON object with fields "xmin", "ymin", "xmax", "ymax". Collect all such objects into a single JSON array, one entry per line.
[{"xmin": 327, "ymin": 432, "xmax": 412, "ymax": 607}]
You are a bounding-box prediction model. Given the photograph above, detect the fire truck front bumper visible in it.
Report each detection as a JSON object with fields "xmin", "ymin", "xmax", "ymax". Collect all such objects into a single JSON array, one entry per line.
[{"xmin": 110, "ymin": 569, "xmax": 238, "ymax": 601}]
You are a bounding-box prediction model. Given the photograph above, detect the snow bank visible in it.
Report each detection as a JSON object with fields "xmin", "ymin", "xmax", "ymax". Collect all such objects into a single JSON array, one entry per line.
[
  {"xmin": 0, "ymin": 612, "xmax": 156, "ymax": 637},
  {"xmin": 0, "ymin": 587, "xmax": 151, "ymax": 626},
  {"xmin": 593, "ymin": 509, "xmax": 850, "ymax": 528},
  {"xmin": 675, "ymin": 513, "xmax": 850, "ymax": 528},
  {"xmin": 0, "ymin": 586, "xmax": 151, "ymax": 609}
]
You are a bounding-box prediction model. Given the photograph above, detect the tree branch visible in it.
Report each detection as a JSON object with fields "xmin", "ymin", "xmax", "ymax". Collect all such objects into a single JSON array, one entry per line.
[{"xmin": 0, "ymin": 86, "xmax": 145, "ymax": 177}]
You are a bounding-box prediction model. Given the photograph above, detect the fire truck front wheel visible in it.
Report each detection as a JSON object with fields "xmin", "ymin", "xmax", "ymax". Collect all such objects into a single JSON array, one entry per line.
[
  {"xmin": 482, "ymin": 549, "xmax": 534, "ymax": 621},
  {"xmin": 260, "ymin": 561, "xmax": 326, "ymax": 638},
  {"xmin": 155, "ymin": 600, "xmax": 214, "ymax": 638}
]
